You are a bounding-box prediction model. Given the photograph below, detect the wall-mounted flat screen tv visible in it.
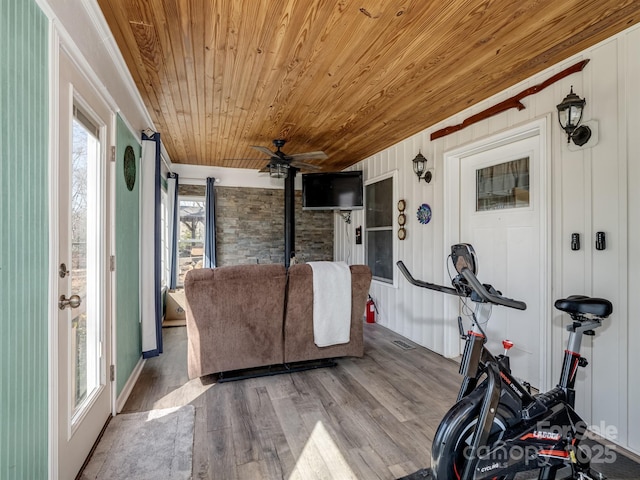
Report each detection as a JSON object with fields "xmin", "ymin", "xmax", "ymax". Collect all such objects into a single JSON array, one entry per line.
[{"xmin": 302, "ymin": 171, "xmax": 364, "ymax": 210}]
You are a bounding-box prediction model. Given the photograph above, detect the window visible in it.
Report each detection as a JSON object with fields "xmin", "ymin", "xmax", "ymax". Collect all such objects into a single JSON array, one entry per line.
[
  {"xmin": 178, "ymin": 196, "xmax": 205, "ymax": 285},
  {"xmin": 476, "ymin": 157, "xmax": 529, "ymax": 211},
  {"xmin": 160, "ymin": 187, "xmax": 168, "ymax": 288},
  {"xmin": 365, "ymin": 175, "xmax": 394, "ymax": 283},
  {"xmin": 71, "ymin": 105, "xmax": 101, "ymax": 417}
]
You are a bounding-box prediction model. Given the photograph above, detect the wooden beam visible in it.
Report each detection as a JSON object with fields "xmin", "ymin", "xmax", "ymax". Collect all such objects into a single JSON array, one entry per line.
[{"xmin": 430, "ymin": 59, "xmax": 590, "ymax": 141}]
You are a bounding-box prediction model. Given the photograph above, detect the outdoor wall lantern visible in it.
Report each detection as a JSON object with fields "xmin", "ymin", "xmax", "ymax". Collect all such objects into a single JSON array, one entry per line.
[
  {"xmin": 556, "ymin": 86, "xmax": 592, "ymax": 146},
  {"xmin": 412, "ymin": 151, "xmax": 432, "ymax": 183},
  {"xmin": 269, "ymin": 162, "xmax": 289, "ymax": 179}
]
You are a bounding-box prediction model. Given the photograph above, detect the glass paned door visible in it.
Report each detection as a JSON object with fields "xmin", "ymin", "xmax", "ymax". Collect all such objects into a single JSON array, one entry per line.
[{"xmin": 56, "ymin": 49, "xmax": 112, "ymax": 480}]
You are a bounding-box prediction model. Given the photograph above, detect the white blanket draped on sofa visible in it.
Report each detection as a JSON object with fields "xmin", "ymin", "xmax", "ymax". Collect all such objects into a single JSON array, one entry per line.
[{"xmin": 308, "ymin": 261, "xmax": 352, "ymax": 347}]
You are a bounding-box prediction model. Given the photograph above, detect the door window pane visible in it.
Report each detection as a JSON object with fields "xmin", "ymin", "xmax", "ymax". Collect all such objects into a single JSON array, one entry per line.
[
  {"xmin": 71, "ymin": 114, "xmax": 101, "ymax": 418},
  {"xmin": 476, "ymin": 157, "xmax": 529, "ymax": 211}
]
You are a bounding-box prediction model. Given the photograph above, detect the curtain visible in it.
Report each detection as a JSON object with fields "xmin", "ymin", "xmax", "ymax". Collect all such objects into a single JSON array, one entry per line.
[
  {"xmin": 204, "ymin": 177, "xmax": 217, "ymax": 268},
  {"xmin": 167, "ymin": 173, "xmax": 179, "ymax": 289},
  {"xmin": 140, "ymin": 131, "xmax": 163, "ymax": 358}
]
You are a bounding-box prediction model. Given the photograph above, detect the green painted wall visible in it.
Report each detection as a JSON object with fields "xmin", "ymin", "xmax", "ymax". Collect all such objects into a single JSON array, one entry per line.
[
  {"xmin": 115, "ymin": 115, "xmax": 142, "ymax": 396},
  {"xmin": 0, "ymin": 1, "xmax": 49, "ymax": 479}
]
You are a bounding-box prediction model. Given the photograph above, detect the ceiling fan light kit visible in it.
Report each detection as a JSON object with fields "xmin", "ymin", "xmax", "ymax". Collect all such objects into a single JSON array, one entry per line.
[
  {"xmin": 269, "ymin": 163, "xmax": 289, "ymax": 178},
  {"xmin": 252, "ymin": 139, "xmax": 327, "ymax": 178}
]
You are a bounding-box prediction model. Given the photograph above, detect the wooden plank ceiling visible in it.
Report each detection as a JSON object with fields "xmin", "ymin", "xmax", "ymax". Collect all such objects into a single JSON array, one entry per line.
[{"xmin": 97, "ymin": 0, "xmax": 640, "ymax": 172}]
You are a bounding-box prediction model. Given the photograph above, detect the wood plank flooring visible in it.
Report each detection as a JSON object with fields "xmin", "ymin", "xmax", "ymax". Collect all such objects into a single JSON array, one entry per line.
[{"xmin": 121, "ymin": 323, "xmax": 462, "ymax": 479}]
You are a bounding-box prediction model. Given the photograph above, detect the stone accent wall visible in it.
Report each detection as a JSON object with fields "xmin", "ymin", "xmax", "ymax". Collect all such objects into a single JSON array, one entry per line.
[{"xmin": 215, "ymin": 186, "xmax": 334, "ymax": 266}]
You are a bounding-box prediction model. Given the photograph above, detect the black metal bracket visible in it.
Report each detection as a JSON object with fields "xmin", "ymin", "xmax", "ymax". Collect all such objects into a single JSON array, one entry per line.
[{"xmin": 214, "ymin": 359, "xmax": 338, "ymax": 383}]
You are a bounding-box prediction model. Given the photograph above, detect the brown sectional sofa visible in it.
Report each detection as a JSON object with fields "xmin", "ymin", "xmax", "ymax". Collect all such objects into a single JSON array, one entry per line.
[{"xmin": 184, "ymin": 262, "xmax": 372, "ymax": 379}]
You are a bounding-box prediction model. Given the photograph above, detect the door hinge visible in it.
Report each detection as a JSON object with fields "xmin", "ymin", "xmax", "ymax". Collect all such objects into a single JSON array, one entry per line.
[
  {"xmin": 110, "ymin": 255, "xmax": 115, "ymax": 272},
  {"xmin": 110, "ymin": 145, "xmax": 116, "ymax": 162},
  {"xmin": 110, "ymin": 365, "xmax": 115, "ymax": 382}
]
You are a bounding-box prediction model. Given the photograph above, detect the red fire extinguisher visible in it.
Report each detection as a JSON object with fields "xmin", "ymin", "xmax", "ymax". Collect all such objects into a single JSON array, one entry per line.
[{"xmin": 366, "ymin": 295, "xmax": 376, "ymax": 323}]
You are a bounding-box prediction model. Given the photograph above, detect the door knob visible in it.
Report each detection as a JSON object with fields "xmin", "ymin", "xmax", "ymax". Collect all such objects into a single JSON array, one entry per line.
[{"xmin": 59, "ymin": 294, "xmax": 82, "ymax": 310}]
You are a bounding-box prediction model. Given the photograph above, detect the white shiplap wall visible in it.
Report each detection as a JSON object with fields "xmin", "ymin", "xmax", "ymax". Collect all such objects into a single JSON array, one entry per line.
[
  {"xmin": 335, "ymin": 24, "xmax": 640, "ymax": 454},
  {"xmin": 627, "ymin": 25, "xmax": 640, "ymax": 456}
]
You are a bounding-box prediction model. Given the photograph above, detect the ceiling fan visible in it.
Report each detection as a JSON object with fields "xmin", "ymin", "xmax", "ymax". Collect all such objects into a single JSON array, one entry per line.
[{"xmin": 252, "ymin": 139, "xmax": 327, "ymax": 177}]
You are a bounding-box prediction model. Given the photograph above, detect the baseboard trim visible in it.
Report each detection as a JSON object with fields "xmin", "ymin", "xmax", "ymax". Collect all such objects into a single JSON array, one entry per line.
[{"xmin": 116, "ymin": 357, "xmax": 146, "ymax": 413}]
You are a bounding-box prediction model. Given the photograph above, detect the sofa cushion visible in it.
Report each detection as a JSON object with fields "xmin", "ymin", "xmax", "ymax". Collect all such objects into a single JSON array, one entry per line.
[
  {"xmin": 284, "ymin": 264, "xmax": 372, "ymax": 363},
  {"xmin": 184, "ymin": 264, "xmax": 287, "ymax": 379}
]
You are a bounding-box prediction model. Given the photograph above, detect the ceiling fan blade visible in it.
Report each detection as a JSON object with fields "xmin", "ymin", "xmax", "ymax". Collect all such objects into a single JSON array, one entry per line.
[
  {"xmin": 290, "ymin": 160, "xmax": 322, "ymax": 171},
  {"xmin": 288, "ymin": 151, "xmax": 328, "ymax": 161},
  {"xmin": 258, "ymin": 163, "xmax": 271, "ymax": 173},
  {"xmin": 250, "ymin": 145, "xmax": 276, "ymax": 157}
]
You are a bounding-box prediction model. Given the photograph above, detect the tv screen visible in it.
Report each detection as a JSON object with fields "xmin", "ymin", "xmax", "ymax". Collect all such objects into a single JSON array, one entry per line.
[{"xmin": 302, "ymin": 171, "xmax": 364, "ymax": 210}]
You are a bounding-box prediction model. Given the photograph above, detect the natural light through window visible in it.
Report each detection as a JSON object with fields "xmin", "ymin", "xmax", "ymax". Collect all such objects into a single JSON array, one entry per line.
[
  {"xmin": 178, "ymin": 197, "xmax": 205, "ymax": 286},
  {"xmin": 70, "ymin": 112, "xmax": 102, "ymax": 424},
  {"xmin": 289, "ymin": 421, "xmax": 357, "ymax": 480}
]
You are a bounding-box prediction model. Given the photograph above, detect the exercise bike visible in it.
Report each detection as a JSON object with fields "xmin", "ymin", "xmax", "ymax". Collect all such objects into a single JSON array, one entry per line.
[{"xmin": 397, "ymin": 244, "xmax": 612, "ymax": 480}]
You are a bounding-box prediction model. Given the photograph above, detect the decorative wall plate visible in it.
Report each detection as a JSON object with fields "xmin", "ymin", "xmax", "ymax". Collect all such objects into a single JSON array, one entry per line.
[
  {"xmin": 397, "ymin": 199, "xmax": 407, "ymax": 239},
  {"xmin": 124, "ymin": 145, "xmax": 136, "ymax": 191},
  {"xmin": 417, "ymin": 203, "xmax": 432, "ymax": 224}
]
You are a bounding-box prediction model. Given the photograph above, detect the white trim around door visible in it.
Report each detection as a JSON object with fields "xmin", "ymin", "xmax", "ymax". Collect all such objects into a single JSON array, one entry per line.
[{"xmin": 442, "ymin": 116, "xmax": 553, "ymax": 390}]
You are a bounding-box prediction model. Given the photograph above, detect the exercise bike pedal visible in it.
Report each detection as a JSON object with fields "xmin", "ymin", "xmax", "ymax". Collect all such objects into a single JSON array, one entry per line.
[
  {"xmin": 576, "ymin": 469, "xmax": 606, "ymax": 480},
  {"xmin": 396, "ymin": 467, "xmax": 434, "ymax": 479}
]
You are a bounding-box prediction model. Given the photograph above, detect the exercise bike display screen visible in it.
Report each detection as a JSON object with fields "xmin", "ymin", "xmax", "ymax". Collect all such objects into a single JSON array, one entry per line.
[{"xmin": 451, "ymin": 244, "xmax": 478, "ymax": 275}]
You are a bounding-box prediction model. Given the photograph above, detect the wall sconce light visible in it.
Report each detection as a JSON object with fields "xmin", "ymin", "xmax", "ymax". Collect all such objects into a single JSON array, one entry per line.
[
  {"xmin": 412, "ymin": 151, "xmax": 432, "ymax": 183},
  {"xmin": 269, "ymin": 162, "xmax": 289, "ymax": 179},
  {"xmin": 556, "ymin": 86, "xmax": 592, "ymax": 146}
]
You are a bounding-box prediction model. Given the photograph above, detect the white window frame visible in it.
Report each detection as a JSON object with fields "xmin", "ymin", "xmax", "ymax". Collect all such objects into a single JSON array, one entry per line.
[{"xmin": 364, "ymin": 170, "xmax": 398, "ymax": 287}]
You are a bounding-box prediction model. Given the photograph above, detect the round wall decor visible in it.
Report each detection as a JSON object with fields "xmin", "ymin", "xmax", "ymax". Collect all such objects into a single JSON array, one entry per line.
[
  {"xmin": 417, "ymin": 203, "xmax": 432, "ymax": 224},
  {"xmin": 123, "ymin": 145, "xmax": 136, "ymax": 191},
  {"xmin": 397, "ymin": 199, "xmax": 407, "ymax": 240}
]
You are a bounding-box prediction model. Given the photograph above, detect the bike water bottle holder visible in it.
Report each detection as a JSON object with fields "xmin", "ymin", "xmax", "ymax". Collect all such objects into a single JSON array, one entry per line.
[{"xmin": 460, "ymin": 333, "xmax": 484, "ymax": 378}]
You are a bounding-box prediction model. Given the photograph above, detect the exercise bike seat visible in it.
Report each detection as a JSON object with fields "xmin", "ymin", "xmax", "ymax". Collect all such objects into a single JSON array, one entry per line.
[{"xmin": 554, "ymin": 295, "xmax": 613, "ymax": 318}]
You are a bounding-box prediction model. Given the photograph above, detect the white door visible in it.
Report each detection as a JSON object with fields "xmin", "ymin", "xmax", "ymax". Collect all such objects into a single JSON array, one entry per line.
[
  {"xmin": 55, "ymin": 50, "xmax": 113, "ymax": 479},
  {"xmin": 460, "ymin": 135, "xmax": 545, "ymax": 388}
]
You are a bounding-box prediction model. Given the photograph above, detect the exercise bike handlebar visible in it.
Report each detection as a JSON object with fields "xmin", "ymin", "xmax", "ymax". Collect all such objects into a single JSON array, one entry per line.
[
  {"xmin": 396, "ymin": 260, "xmax": 527, "ymax": 311},
  {"xmin": 459, "ymin": 268, "xmax": 527, "ymax": 310},
  {"xmin": 396, "ymin": 261, "xmax": 460, "ymax": 296}
]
